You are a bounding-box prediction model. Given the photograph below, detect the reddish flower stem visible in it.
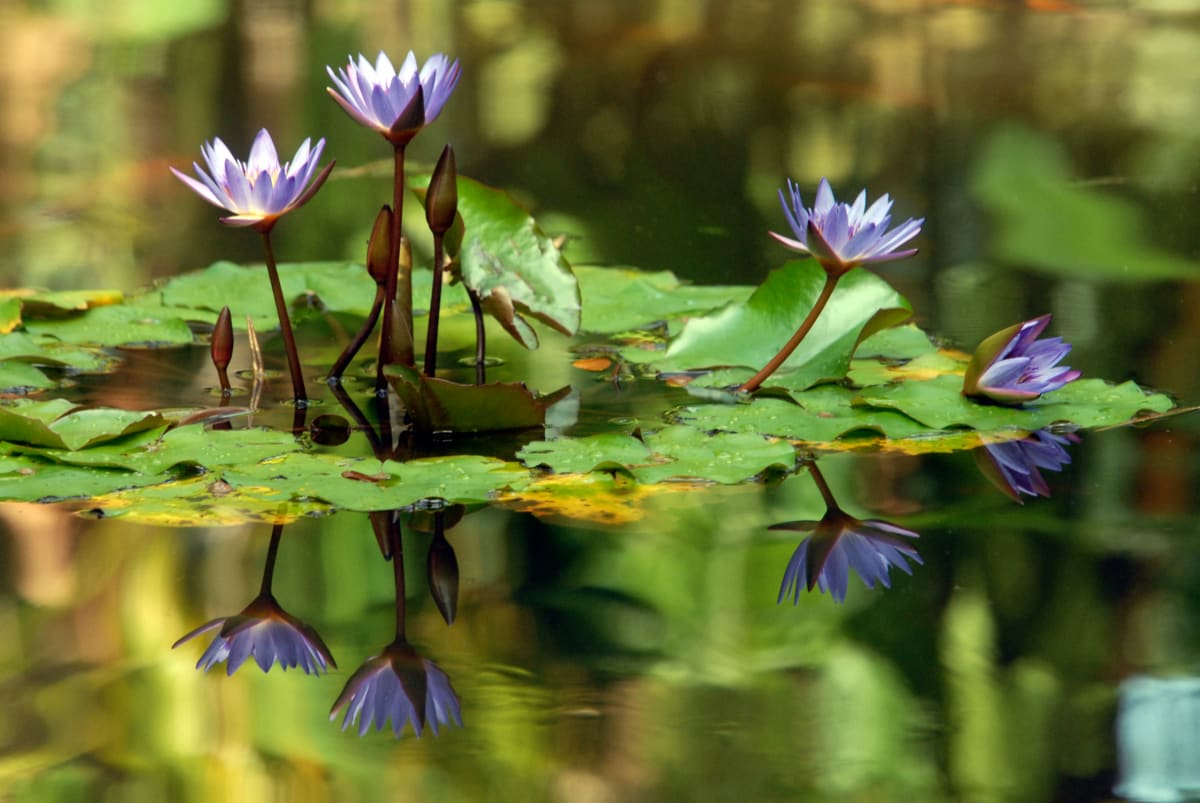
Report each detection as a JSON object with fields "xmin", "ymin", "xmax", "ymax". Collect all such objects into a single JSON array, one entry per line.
[
  {"xmin": 258, "ymin": 523, "xmax": 284, "ymax": 597},
  {"xmin": 423, "ymin": 232, "xmax": 445, "ymax": 376},
  {"xmin": 259, "ymin": 230, "xmax": 308, "ymax": 404},
  {"xmin": 469, "ymin": 289, "xmax": 486, "ymax": 385},
  {"xmin": 391, "ymin": 521, "xmax": 407, "ymax": 641},
  {"xmin": 377, "ymin": 145, "xmax": 414, "ymax": 394},
  {"xmin": 739, "ymin": 273, "xmax": 840, "ymax": 394}
]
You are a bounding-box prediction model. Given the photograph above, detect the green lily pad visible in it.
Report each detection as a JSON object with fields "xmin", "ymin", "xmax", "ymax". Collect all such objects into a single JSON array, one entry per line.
[
  {"xmin": 518, "ymin": 426, "xmax": 795, "ymax": 484},
  {"xmin": 854, "ymin": 324, "xmax": 940, "ymax": 360},
  {"xmin": 12, "ymin": 289, "xmax": 125, "ymax": 316},
  {"xmin": 0, "ymin": 362, "xmax": 54, "ymax": 392},
  {"xmin": 626, "ymin": 261, "xmax": 911, "ymax": 391},
  {"xmin": 0, "ymin": 461, "xmax": 175, "ymax": 504},
  {"xmin": 857, "ymin": 375, "xmax": 1175, "ymax": 430},
  {"xmin": 0, "ymin": 399, "xmax": 168, "ymax": 450},
  {"xmin": 673, "ymin": 386, "xmax": 932, "ymax": 444},
  {"xmin": 0, "ymin": 331, "xmax": 117, "ymax": 373},
  {"xmin": 24, "ymin": 304, "xmax": 195, "ymax": 347},
  {"xmin": 387, "ymin": 364, "xmax": 572, "ymax": 433},
  {"xmin": 0, "ymin": 298, "xmax": 21, "ymax": 333},
  {"xmin": 575, "ymin": 265, "xmax": 753, "ymax": 334}
]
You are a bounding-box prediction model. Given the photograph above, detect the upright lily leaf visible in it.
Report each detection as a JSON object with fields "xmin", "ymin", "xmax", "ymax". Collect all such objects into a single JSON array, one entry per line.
[
  {"xmin": 857, "ymin": 375, "xmax": 1175, "ymax": 431},
  {"xmin": 625, "ymin": 260, "xmax": 911, "ymax": 391},
  {"xmin": 575, "ymin": 265, "xmax": 753, "ymax": 334},
  {"xmin": 387, "ymin": 364, "xmax": 572, "ymax": 433},
  {"xmin": 414, "ymin": 173, "xmax": 581, "ymax": 348}
]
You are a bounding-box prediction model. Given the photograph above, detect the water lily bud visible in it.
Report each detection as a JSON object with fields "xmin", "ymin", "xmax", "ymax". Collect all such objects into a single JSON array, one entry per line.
[
  {"xmin": 427, "ymin": 523, "xmax": 459, "ymax": 626},
  {"xmin": 211, "ymin": 306, "xmax": 234, "ymax": 372},
  {"xmin": 425, "ymin": 145, "xmax": 457, "ymax": 235},
  {"xmin": 962, "ymin": 314, "xmax": 1081, "ymax": 405},
  {"xmin": 366, "ymin": 206, "xmax": 393, "ymax": 285}
]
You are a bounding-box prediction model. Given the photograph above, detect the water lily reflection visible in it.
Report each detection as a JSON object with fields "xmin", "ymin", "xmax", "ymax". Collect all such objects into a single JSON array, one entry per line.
[
  {"xmin": 174, "ymin": 524, "xmax": 335, "ymax": 675},
  {"xmin": 173, "ymin": 592, "xmax": 335, "ymax": 675},
  {"xmin": 772, "ymin": 463, "xmax": 922, "ymax": 603},
  {"xmin": 330, "ymin": 639, "xmax": 462, "ymax": 737},
  {"xmin": 976, "ymin": 429, "xmax": 1078, "ymax": 503}
]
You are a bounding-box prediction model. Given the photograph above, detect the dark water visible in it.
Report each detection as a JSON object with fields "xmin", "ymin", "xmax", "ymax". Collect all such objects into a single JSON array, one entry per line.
[{"xmin": 3, "ymin": 2, "xmax": 1200, "ymax": 801}]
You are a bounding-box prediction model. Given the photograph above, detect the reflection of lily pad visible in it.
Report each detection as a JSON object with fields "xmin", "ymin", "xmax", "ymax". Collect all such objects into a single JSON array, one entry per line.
[{"xmin": 626, "ymin": 261, "xmax": 911, "ymax": 391}]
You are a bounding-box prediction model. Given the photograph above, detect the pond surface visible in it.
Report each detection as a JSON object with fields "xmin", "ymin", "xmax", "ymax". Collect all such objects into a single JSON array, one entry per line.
[{"xmin": 3, "ymin": 2, "xmax": 1200, "ymax": 802}]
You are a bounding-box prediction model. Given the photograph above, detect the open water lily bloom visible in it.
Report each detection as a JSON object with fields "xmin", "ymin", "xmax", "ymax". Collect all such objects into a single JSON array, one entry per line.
[
  {"xmin": 772, "ymin": 508, "xmax": 923, "ymax": 604},
  {"xmin": 170, "ymin": 129, "xmax": 333, "ymax": 230},
  {"xmin": 769, "ymin": 178, "xmax": 924, "ymax": 277},
  {"xmin": 962, "ymin": 314, "xmax": 1082, "ymax": 404},
  {"xmin": 173, "ymin": 593, "xmax": 336, "ymax": 675},
  {"xmin": 326, "ymin": 51, "xmax": 461, "ymax": 144},
  {"xmin": 330, "ymin": 640, "xmax": 462, "ymax": 738}
]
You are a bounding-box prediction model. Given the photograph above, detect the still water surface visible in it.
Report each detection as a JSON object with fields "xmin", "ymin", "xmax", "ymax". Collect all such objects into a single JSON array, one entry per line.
[{"xmin": 3, "ymin": 2, "xmax": 1200, "ymax": 801}]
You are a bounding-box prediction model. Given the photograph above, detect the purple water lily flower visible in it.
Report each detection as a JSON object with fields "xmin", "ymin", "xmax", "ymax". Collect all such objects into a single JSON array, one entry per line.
[
  {"xmin": 173, "ymin": 593, "xmax": 336, "ymax": 675},
  {"xmin": 330, "ymin": 640, "xmax": 462, "ymax": 738},
  {"xmin": 170, "ymin": 129, "xmax": 333, "ymax": 231},
  {"xmin": 326, "ymin": 51, "xmax": 461, "ymax": 146},
  {"xmin": 962, "ymin": 314, "xmax": 1081, "ymax": 404},
  {"xmin": 769, "ymin": 178, "xmax": 923, "ymax": 278},
  {"xmin": 976, "ymin": 429, "xmax": 1079, "ymax": 503},
  {"xmin": 772, "ymin": 508, "xmax": 923, "ymax": 604}
]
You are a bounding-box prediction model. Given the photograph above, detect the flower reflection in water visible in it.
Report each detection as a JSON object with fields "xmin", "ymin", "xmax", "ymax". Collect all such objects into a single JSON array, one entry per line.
[
  {"xmin": 174, "ymin": 524, "xmax": 335, "ymax": 675},
  {"xmin": 975, "ymin": 429, "xmax": 1078, "ymax": 503},
  {"xmin": 772, "ymin": 463, "xmax": 922, "ymax": 603},
  {"xmin": 330, "ymin": 640, "xmax": 462, "ymax": 737},
  {"xmin": 331, "ymin": 510, "xmax": 463, "ymax": 738}
]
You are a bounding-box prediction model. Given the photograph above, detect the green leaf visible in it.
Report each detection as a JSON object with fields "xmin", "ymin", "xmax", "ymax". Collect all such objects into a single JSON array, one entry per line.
[
  {"xmin": 575, "ymin": 265, "xmax": 753, "ymax": 334},
  {"xmin": 415, "ymin": 174, "xmax": 581, "ymax": 345},
  {"xmin": 0, "ymin": 298, "xmax": 21, "ymax": 333},
  {"xmin": 0, "ymin": 399, "xmax": 167, "ymax": 450},
  {"xmin": 0, "ymin": 361, "xmax": 53, "ymax": 392},
  {"xmin": 13, "ymin": 289, "xmax": 125, "ymax": 316},
  {"xmin": 0, "ymin": 461, "xmax": 174, "ymax": 504},
  {"xmin": 857, "ymin": 375, "xmax": 1175, "ymax": 431},
  {"xmin": 0, "ymin": 331, "xmax": 117, "ymax": 372},
  {"xmin": 24, "ymin": 304, "xmax": 195, "ymax": 347},
  {"xmin": 519, "ymin": 426, "xmax": 795, "ymax": 484},
  {"xmin": 674, "ymin": 386, "xmax": 932, "ymax": 444},
  {"xmin": 972, "ymin": 126, "xmax": 1200, "ymax": 281},
  {"xmin": 387, "ymin": 364, "xmax": 571, "ymax": 433},
  {"xmin": 626, "ymin": 261, "xmax": 912, "ymax": 391}
]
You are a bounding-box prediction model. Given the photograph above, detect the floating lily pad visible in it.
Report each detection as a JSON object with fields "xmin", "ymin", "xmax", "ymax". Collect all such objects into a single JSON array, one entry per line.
[
  {"xmin": 518, "ymin": 426, "xmax": 795, "ymax": 484},
  {"xmin": 24, "ymin": 304, "xmax": 195, "ymax": 347},
  {"xmin": 0, "ymin": 461, "xmax": 175, "ymax": 504},
  {"xmin": 625, "ymin": 261, "xmax": 911, "ymax": 391},
  {"xmin": 0, "ymin": 331, "xmax": 117, "ymax": 373},
  {"xmin": 0, "ymin": 362, "xmax": 54, "ymax": 392},
  {"xmin": 857, "ymin": 375, "xmax": 1175, "ymax": 431},
  {"xmin": 0, "ymin": 299, "xmax": 20, "ymax": 333},
  {"xmin": 8, "ymin": 288, "xmax": 125, "ymax": 316},
  {"xmin": 0, "ymin": 399, "xmax": 168, "ymax": 450}
]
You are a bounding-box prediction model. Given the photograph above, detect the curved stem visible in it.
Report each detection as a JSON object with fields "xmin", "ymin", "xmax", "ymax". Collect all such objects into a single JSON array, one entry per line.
[
  {"xmin": 377, "ymin": 146, "xmax": 413, "ymax": 394},
  {"xmin": 258, "ymin": 523, "xmax": 284, "ymax": 597},
  {"xmin": 469, "ymin": 288, "xmax": 486, "ymax": 385},
  {"xmin": 260, "ymin": 230, "xmax": 307, "ymax": 404},
  {"xmin": 739, "ymin": 273, "xmax": 840, "ymax": 393},
  {"xmin": 806, "ymin": 462, "xmax": 839, "ymax": 510},
  {"xmin": 329, "ymin": 284, "xmax": 385, "ymax": 381},
  {"xmin": 423, "ymin": 233, "xmax": 445, "ymax": 376}
]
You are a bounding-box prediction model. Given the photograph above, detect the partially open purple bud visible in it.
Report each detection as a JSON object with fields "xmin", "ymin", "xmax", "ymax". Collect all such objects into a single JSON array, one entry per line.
[
  {"xmin": 425, "ymin": 145, "xmax": 458, "ymax": 235},
  {"xmin": 962, "ymin": 314, "xmax": 1081, "ymax": 405},
  {"xmin": 768, "ymin": 178, "xmax": 923, "ymax": 278}
]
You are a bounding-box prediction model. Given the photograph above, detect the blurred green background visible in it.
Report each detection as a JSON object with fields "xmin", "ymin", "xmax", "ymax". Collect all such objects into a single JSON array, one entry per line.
[{"xmin": 3, "ymin": 0, "xmax": 1200, "ymax": 800}]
